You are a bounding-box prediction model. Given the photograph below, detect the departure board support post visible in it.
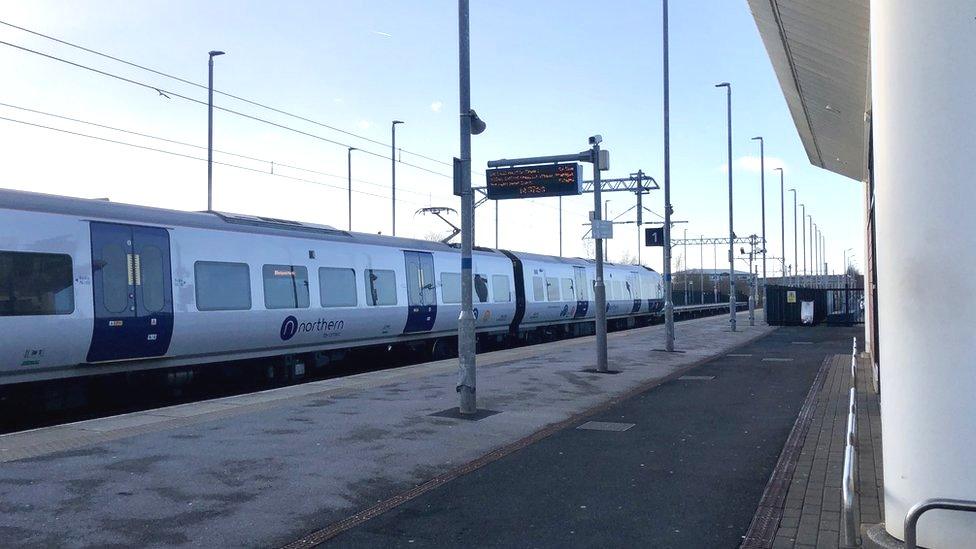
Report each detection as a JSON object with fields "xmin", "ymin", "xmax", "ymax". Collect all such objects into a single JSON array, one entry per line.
[{"xmin": 486, "ymin": 140, "xmax": 611, "ymax": 373}]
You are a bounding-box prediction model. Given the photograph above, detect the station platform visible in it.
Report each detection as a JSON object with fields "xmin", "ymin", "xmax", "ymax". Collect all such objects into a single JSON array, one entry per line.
[{"xmin": 0, "ymin": 314, "xmax": 858, "ymax": 548}]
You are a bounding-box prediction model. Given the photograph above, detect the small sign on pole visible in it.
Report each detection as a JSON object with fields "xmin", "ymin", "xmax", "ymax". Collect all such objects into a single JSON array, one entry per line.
[
  {"xmin": 591, "ymin": 219, "xmax": 613, "ymax": 239},
  {"xmin": 644, "ymin": 227, "xmax": 664, "ymax": 246}
]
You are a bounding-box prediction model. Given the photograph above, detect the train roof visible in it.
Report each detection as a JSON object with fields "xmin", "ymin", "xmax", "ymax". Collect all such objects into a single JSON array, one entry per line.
[{"xmin": 0, "ymin": 187, "xmax": 656, "ymax": 273}]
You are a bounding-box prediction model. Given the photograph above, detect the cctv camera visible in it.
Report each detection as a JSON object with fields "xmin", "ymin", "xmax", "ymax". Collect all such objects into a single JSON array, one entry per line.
[{"xmin": 588, "ymin": 135, "xmax": 603, "ymax": 145}]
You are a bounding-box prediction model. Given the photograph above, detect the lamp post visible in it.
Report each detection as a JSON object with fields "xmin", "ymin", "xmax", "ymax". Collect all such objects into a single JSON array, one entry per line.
[
  {"xmin": 808, "ymin": 214, "xmax": 814, "ymax": 285},
  {"xmin": 789, "ymin": 188, "xmax": 797, "ymax": 285},
  {"xmin": 683, "ymin": 227, "xmax": 688, "ymax": 304},
  {"xmin": 391, "ymin": 120, "xmax": 404, "ymax": 236},
  {"xmin": 813, "ymin": 222, "xmax": 819, "ymax": 286},
  {"xmin": 751, "ymin": 136, "xmax": 766, "ymax": 304},
  {"xmin": 662, "ymin": 0, "xmax": 676, "ymax": 351},
  {"xmin": 800, "ymin": 204, "xmax": 806, "ymax": 282},
  {"xmin": 699, "ymin": 234, "xmax": 704, "ymax": 305},
  {"xmin": 207, "ymin": 50, "xmax": 224, "ymax": 211},
  {"xmin": 347, "ymin": 147, "xmax": 357, "ymax": 231},
  {"xmin": 716, "ymin": 81, "xmax": 735, "ymax": 331},
  {"xmin": 774, "ymin": 167, "xmax": 785, "ymax": 282}
]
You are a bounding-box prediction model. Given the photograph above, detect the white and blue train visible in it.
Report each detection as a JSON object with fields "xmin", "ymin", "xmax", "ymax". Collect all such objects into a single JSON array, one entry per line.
[{"xmin": 0, "ymin": 188, "xmax": 664, "ymax": 386}]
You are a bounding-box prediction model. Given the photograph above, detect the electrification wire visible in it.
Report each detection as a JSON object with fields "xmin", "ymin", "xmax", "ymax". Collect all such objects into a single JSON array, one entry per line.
[
  {"xmin": 0, "ymin": 19, "xmax": 469, "ymax": 173},
  {"xmin": 0, "ymin": 39, "xmax": 456, "ymax": 180},
  {"xmin": 0, "ymin": 101, "xmax": 453, "ymax": 200},
  {"xmin": 0, "ymin": 114, "xmax": 454, "ymax": 206}
]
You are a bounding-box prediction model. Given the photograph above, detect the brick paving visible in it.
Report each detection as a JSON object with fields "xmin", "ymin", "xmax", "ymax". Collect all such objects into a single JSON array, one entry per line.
[{"xmin": 767, "ymin": 352, "xmax": 883, "ymax": 548}]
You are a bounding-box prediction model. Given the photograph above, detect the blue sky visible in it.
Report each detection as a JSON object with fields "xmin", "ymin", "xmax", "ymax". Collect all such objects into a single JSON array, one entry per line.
[{"xmin": 0, "ymin": 0, "xmax": 862, "ymax": 275}]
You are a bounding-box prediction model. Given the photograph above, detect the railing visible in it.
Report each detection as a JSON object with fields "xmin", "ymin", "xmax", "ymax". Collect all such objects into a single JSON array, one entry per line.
[
  {"xmin": 904, "ymin": 498, "xmax": 976, "ymax": 549},
  {"xmin": 841, "ymin": 337, "xmax": 860, "ymax": 548}
]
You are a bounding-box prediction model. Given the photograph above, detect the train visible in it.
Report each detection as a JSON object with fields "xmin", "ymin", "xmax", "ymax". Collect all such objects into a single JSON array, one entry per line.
[{"xmin": 0, "ymin": 188, "xmax": 664, "ymax": 387}]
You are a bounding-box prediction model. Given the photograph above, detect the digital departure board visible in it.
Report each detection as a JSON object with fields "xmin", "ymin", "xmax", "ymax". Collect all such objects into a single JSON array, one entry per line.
[{"xmin": 485, "ymin": 163, "xmax": 583, "ymax": 200}]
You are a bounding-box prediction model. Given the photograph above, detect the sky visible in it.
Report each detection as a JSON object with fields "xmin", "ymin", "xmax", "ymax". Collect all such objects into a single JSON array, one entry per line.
[{"xmin": 0, "ymin": 0, "xmax": 863, "ymax": 276}]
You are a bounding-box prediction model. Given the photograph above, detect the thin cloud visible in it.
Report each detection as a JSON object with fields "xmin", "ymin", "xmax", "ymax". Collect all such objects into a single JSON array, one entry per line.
[
  {"xmin": 718, "ymin": 155, "xmax": 787, "ymax": 174},
  {"xmin": 357, "ymin": 120, "xmax": 371, "ymax": 130},
  {"xmin": 373, "ymin": 31, "xmax": 392, "ymax": 38},
  {"xmin": 430, "ymin": 101, "xmax": 443, "ymax": 113}
]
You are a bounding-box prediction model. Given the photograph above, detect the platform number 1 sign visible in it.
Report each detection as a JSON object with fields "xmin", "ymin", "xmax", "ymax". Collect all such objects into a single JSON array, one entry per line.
[{"xmin": 644, "ymin": 227, "xmax": 665, "ymax": 247}]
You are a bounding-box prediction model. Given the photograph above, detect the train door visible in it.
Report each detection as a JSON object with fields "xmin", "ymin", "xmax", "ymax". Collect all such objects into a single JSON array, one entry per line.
[
  {"xmin": 403, "ymin": 251, "xmax": 436, "ymax": 333},
  {"xmin": 87, "ymin": 222, "xmax": 174, "ymax": 362},
  {"xmin": 628, "ymin": 273, "xmax": 641, "ymax": 313},
  {"xmin": 573, "ymin": 266, "xmax": 589, "ymax": 319}
]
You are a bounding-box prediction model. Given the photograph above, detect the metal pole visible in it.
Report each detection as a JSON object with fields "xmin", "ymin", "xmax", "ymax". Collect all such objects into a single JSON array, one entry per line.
[
  {"xmin": 456, "ymin": 0, "xmax": 476, "ymax": 414},
  {"xmin": 207, "ymin": 50, "xmax": 224, "ymax": 211},
  {"xmin": 699, "ymin": 235, "xmax": 704, "ymax": 305},
  {"xmin": 775, "ymin": 167, "xmax": 785, "ymax": 284},
  {"xmin": 808, "ymin": 214, "xmax": 813, "ymax": 284},
  {"xmin": 749, "ymin": 234, "xmax": 755, "ymax": 325},
  {"xmin": 604, "ymin": 199, "xmax": 611, "ymax": 261},
  {"xmin": 592, "ymin": 139, "xmax": 608, "ymax": 372},
  {"xmin": 392, "ymin": 120, "xmax": 403, "ymax": 236},
  {"xmin": 662, "ymin": 0, "xmax": 675, "ymax": 351},
  {"xmin": 495, "ymin": 200, "xmax": 499, "ymax": 249},
  {"xmin": 752, "ymin": 136, "xmax": 766, "ymax": 306},
  {"xmin": 716, "ymin": 81, "xmax": 735, "ymax": 331},
  {"xmin": 788, "ymin": 188, "xmax": 797, "ymax": 284},
  {"xmin": 347, "ymin": 147, "xmax": 356, "ymax": 231},
  {"xmin": 713, "ymin": 242, "xmax": 718, "ymax": 303},
  {"xmin": 559, "ymin": 196, "xmax": 563, "ymax": 257},
  {"xmin": 683, "ymin": 228, "xmax": 688, "ymax": 304},
  {"xmin": 801, "ymin": 205, "xmax": 806, "ymax": 281}
]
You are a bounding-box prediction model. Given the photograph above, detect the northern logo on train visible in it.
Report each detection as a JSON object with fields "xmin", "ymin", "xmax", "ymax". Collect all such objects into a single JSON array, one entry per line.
[
  {"xmin": 559, "ymin": 304, "xmax": 570, "ymax": 317},
  {"xmin": 280, "ymin": 315, "xmax": 345, "ymax": 341},
  {"xmin": 280, "ymin": 315, "xmax": 299, "ymax": 341}
]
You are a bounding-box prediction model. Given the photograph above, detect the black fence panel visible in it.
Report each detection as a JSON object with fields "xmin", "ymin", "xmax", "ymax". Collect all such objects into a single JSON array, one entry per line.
[
  {"xmin": 765, "ymin": 286, "xmax": 865, "ymax": 326},
  {"xmin": 764, "ymin": 285, "xmax": 827, "ymax": 326}
]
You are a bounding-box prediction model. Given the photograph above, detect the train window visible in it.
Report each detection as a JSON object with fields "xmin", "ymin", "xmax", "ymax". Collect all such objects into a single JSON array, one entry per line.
[
  {"xmin": 560, "ymin": 278, "xmax": 575, "ymax": 301},
  {"xmin": 0, "ymin": 251, "xmax": 74, "ymax": 316},
  {"xmin": 441, "ymin": 272, "xmax": 460, "ymax": 304},
  {"xmin": 195, "ymin": 261, "xmax": 251, "ymax": 311},
  {"xmin": 615, "ymin": 280, "xmax": 625, "ymax": 299},
  {"xmin": 365, "ymin": 269, "xmax": 397, "ymax": 306},
  {"xmin": 491, "ymin": 274, "xmax": 511, "ymax": 302},
  {"xmin": 140, "ymin": 246, "xmax": 166, "ymax": 314},
  {"xmin": 100, "ymin": 242, "xmax": 130, "ymax": 314},
  {"xmin": 263, "ymin": 264, "xmax": 310, "ymax": 309},
  {"xmin": 532, "ymin": 276, "xmax": 545, "ymax": 301},
  {"xmin": 545, "ymin": 277, "xmax": 560, "ymax": 301},
  {"xmin": 319, "ymin": 267, "xmax": 357, "ymax": 307},
  {"xmin": 474, "ymin": 274, "xmax": 489, "ymax": 303}
]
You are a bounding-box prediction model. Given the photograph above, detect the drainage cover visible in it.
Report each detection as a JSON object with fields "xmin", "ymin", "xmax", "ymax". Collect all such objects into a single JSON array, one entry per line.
[{"xmin": 576, "ymin": 421, "xmax": 635, "ymax": 432}]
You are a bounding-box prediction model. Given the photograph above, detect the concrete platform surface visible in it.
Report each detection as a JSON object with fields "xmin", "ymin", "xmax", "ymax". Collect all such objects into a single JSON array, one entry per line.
[
  {"xmin": 325, "ymin": 325, "xmax": 860, "ymax": 549},
  {"xmin": 0, "ymin": 314, "xmax": 771, "ymax": 548}
]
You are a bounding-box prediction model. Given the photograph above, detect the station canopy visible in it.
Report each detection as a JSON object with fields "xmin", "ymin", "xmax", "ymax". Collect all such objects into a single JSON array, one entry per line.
[{"xmin": 747, "ymin": 0, "xmax": 870, "ymax": 182}]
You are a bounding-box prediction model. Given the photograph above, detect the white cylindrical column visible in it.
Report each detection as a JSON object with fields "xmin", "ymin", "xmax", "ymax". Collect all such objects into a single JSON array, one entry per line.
[{"xmin": 872, "ymin": 1, "xmax": 976, "ymax": 545}]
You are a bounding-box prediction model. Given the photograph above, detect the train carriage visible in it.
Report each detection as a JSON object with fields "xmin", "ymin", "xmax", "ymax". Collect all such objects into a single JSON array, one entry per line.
[{"xmin": 0, "ymin": 188, "xmax": 664, "ymax": 386}]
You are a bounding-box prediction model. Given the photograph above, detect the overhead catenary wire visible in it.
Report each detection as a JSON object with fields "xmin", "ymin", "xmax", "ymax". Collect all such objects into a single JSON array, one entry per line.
[
  {"xmin": 0, "ymin": 38, "xmax": 456, "ymax": 180},
  {"xmin": 0, "ymin": 35, "xmax": 594, "ymax": 221},
  {"xmin": 0, "ymin": 19, "xmax": 472, "ymax": 173},
  {"xmin": 0, "ymin": 114, "xmax": 444, "ymax": 205},
  {"xmin": 0, "ymin": 101, "xmax": 453, "ymax": 200}
]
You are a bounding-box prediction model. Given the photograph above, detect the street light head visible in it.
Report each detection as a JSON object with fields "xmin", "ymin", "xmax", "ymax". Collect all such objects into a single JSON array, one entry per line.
[
  {"xmin": 348, "ymin": 146, "xmax": 358, "ymax": 152},
  {"xmin": 392, "ymin": 120, "xmax": 404, "ymax": 126},
  {"xmin": 209, "ymin": 50, "xmax": 225, "ymax": 58},
  {"xmin": 468, "ymin": 108, "xmax": 486, "ymax": 135},
  {"xmin": 751, "ymin": 136, "xmax": 762, "ymax": 141},
  {"xmin": 715, "ymin": 82, "xmax": 730, "ymax": 88}
]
